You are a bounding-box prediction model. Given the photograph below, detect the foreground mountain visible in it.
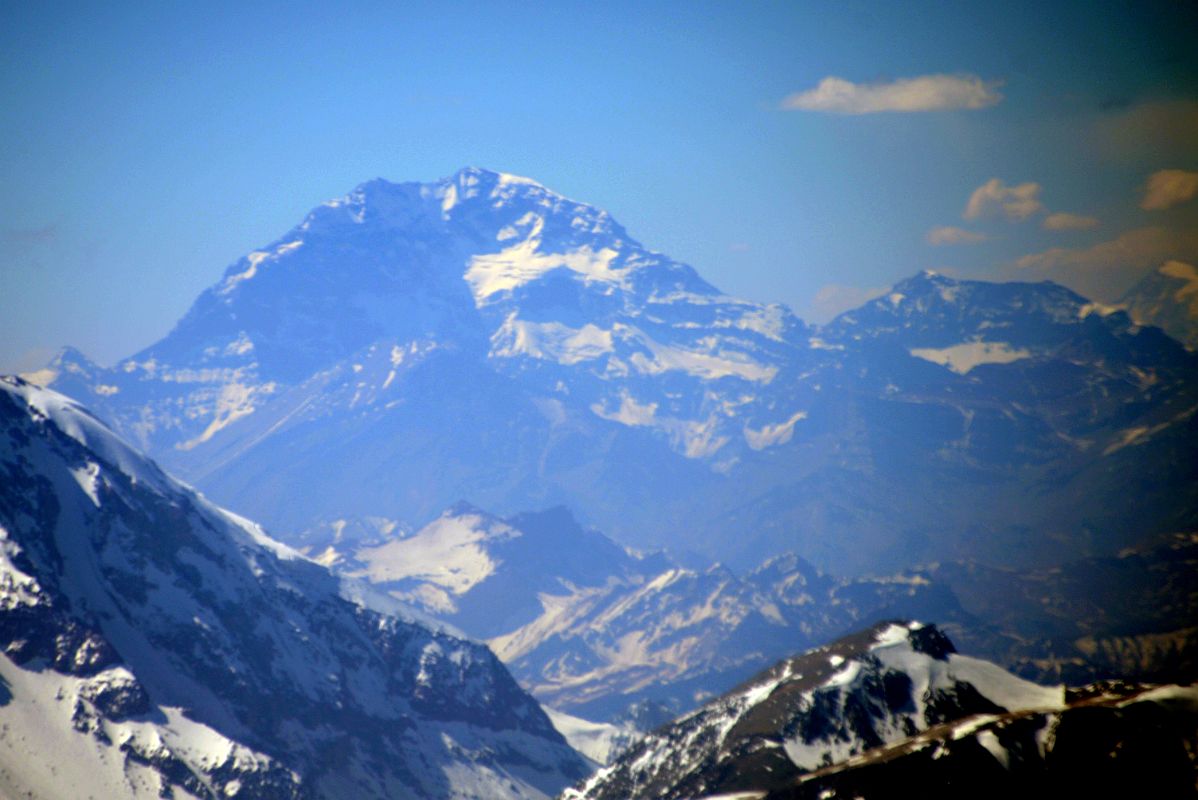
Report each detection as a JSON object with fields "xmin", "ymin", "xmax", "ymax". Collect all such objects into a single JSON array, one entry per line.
[
  {"xmin": 0, "ymin": 376, "xmax": 589, "ymax": 799},
  {"xmin": 563, "ymin": 621, "xmax": 1066, "ymax": 800},
  {"xmin": 767, "ymin": 681, "xmax": 1198, "ymax": 800},
  {"xmin": 30, "ymin": 169, "xmax": 1198, "ymax": 575},
  {"xmin": 564, "ymin": 623, "xmax": 1198, "ymax": 800},
  {"xmin": 1121, "ymin": 260, "xmax": 1198, "ymax": 349}
]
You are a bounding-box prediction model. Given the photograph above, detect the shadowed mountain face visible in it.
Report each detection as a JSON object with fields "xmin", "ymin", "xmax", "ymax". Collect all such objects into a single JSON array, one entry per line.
[
  {"xmin": 0, "ymin": 377, "xmax": 589, "ymax": 800},
  {"xmin": 32, "ymin": 168, "xmax": 1198, "ymax": 575},
  {"xmin": 764, "ymin": 683, "xmax": 1198, "ymax": 800}
]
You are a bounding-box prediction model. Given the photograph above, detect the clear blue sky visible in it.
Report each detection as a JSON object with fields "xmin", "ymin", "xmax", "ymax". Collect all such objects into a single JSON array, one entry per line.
[{"xmin": 3, "ymin": 0, "xmax": 1196, "ymax": 371}]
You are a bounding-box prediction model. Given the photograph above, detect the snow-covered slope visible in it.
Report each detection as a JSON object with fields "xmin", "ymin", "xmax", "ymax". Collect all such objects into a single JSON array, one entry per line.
[
  {"xmin": 0, "ymin": 376, "xmax": 590, "ymax": 799},
  {"xmin": 29, "ymin": 170, "xmax": 1198, "ymax": 575},
  {"xmin": 563, "ymin": 622, "xmax": 1065, "ymax": 800},
  {"xmin": 326, "ymin": 504, "xmax": 644, "ymax": 638},
  {"xmin": 543, "ymin": 707, "xmax": 639, "ymax": 767}
]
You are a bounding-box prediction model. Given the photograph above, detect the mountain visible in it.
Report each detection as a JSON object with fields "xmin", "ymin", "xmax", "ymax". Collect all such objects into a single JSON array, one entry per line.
[
  {"xmin": 295, "ymin": 505, "xmax": 976, "ymax": 721},
  {"xmin": 563, "ymin": 621, "xmax": 1067, "ymax": 800},
  {"xmin": 293, "ymin": 502, "xmax": 1198, "ymax": 723},
  {"xmin": 0, "ymin": 376, "xmax": 590, "ymax": 799},
  {"xmin": 564, "ymin": 622, "xmax": 1198, "ymax": 800},
  {"xmin": 765, "ymin": 682, "xmax": 1198, "ymax": 800},
  {"xmin": 1120, "ymin": 260, "xmax": 1198, "ymax": 349},
  {"xmin": 928, "ymin": 530, "xmax": 1198, "ymax": 686},
  {"xmin": 309, "ymin": 504, "xmax": 648, "ymax": 639},
  {"xmin": 29, "ymin": 168, "xmax": 1198, "ymax": 575}
]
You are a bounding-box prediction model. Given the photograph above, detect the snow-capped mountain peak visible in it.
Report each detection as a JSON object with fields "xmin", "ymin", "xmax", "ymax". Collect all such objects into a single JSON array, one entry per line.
[
  {"xmin": 27, "ymin": 170, "xmax": 1198, "ymax": 576},
  {"xmin": 565, "ymin": 622, "xmax": 1065, "ymax": 800}
]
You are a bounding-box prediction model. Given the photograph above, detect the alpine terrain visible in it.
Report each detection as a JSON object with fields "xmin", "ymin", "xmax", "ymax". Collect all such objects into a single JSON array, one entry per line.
[
  {"xmin": 28, "ymin": 168, "xmax": 1198, "ymax": 576},
  {"xmin": 0, "ymin": 376, "xmax": 590, "ymax": 799},
  {"xmin": 564, "ymin": 621, "xmax": 1198, "ymax": 800}
]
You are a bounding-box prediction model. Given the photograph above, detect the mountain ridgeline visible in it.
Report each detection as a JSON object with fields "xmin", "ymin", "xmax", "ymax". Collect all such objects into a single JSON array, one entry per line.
[
  {"xmin": 564, "ymin": 622, "xmax": 1198, "ymax": 800},
  {"xmin": 0, "ymin": 377, "xmax": 589, "ymax": 799},
  {"xmin": 33, "ymin": 167, "xmax": 1198, "ymax": 575}
]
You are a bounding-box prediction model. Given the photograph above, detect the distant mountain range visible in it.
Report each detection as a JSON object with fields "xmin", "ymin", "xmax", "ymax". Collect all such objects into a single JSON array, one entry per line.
[
  {"xmin": 290, "ymin": 503, "xmax": 1197, "ymax": 723},
  {"xmin": 0, "ymin": 376, "xmax": 589, "ymax": 799},
  {"xmin": 28, "ymin": 168, "xmax": 1198, "ymax": 577}
]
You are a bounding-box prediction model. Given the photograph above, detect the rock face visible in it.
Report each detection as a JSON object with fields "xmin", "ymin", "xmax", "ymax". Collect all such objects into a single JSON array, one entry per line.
[
  {"xmin": 29, "ymin": 168, "xmax": 1198, "ymax": 576},
  {"xmin": 563, "ymin": 621, "xmax": 1067, "ymax": 800},
  {"xmin": 0, "ymin": 376, "xmax": 590, "ymax": 799}
]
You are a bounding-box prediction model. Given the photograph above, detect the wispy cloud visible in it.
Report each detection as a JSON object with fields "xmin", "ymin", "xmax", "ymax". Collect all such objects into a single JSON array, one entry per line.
[
  {"xmin": 963, "ymin": 179, "xmax": 1044, "ymax": 221},
  {"xmin": 781, "ymin": 74, "xmax": 1002, "ymax": 114},
  {"xmin": 1043, "ymin": 212, "xmax": 1099, "ymax": 231},
  {"xmin": 1013, "ymin": 226, "xmax": 1198, "ymax": 300},
  {"xmin": 1141, "ymin": 169, "xmax": 1198, "ymax": 211},
  {"xmin": 926, "ymin": 226, "xmax": 987, "ymax": 245}
]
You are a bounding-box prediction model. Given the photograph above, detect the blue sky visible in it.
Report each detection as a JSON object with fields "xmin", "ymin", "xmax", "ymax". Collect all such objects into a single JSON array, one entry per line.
[{"xmin": 2, "ymin": 0, "xmax": 1196, "ymax": 371}]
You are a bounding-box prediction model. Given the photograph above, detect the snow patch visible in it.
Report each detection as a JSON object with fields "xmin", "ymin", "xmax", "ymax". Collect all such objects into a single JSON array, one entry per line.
[
  {"xmin": 626, "ymin": 329, "xmax": 777, "ymax": 383},
  {"xmin": 176, "ymin": 381, "xmax": 275, "ymax": 451},
  {"xmin": 909, "ymin": 341, "xmax": 1032, "ymax": 374},
  {"xmin": 351, "ymin": 512, "xmax": 516, "ymax": 596},
  {"xmin": 591, "ymin": 393, "xmax": 658, "ymax": 427},
  {"xmin": 544, "ymin": 707, "xmax": 636, "ymax": 766},
  {"xmin": 491, "ymin": 315, "xmax": 614, "ymax": 365},
  {"xmin": 744, "ymin": 410, "xmax": 807, "ymax": 450},
  {"xmin": 465, "ymin": 213, "xmax": 625, "ymax": 304}
]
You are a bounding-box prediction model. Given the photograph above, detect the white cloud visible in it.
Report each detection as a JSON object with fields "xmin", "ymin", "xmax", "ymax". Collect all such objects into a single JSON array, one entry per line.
[
  {"xmin": 926, "ymin": 226, "xmax": 987, "ymax": 245},
  {"xmin": 1043, "ymin": 212, "xmax": 1099, "ymax": 231},
  {"xmin": 1141, "ymin": 169, "xmax": 1198, "ymax": 211},
  {"xmin": 963, "ymin": 178, "xmax": 1044, "ymax": 221},
  {"xmin": 1012, "ymin": 226, "xmax": 1198, "ymax": 300},
  {"xmin": 781, "ymin": 74, "xmax": 1002, "ymax": 114}
]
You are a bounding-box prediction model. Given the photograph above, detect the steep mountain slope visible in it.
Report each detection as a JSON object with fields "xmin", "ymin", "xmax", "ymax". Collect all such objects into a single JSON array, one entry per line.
[
  {"xmin": 30, "ymin": 169, "xmax": 1198, "ymax": 575},
  {"xmin": 0, "ymin": 376, "xmax": 589, "ymax": 799},
  {"xmin": 563, "ymin": 622, "xmax": 1066, "ymax": 800},
  {"xmin": 1121, "ymin": 260, "xmax": 1198, "ymax": 349},
  {"xmin": 766, "ymin": 682, "xmax": 1198, "ymax": 800}
]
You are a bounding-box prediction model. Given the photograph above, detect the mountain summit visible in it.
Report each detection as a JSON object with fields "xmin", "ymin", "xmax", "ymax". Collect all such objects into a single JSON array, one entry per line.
[{"xmin": 29, "ymin": 169, "xmax": 1198, "ymax": 574}]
